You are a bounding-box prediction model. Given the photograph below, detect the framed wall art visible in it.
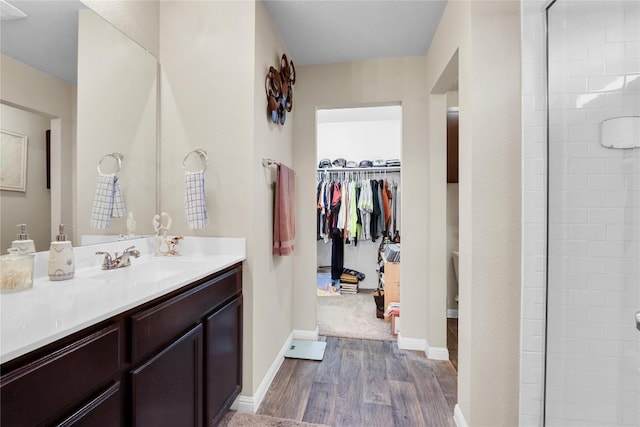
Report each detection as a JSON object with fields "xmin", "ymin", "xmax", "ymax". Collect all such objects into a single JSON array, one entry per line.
[{"xmin": 0, "ymin": 129, "xmax": 28, "ymax": 192}]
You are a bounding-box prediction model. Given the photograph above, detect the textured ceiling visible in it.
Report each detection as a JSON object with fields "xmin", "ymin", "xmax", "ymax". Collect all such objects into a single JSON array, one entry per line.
[{"xmin": 1, "ymin": 1, "xmax": 448, "ymax": 86}]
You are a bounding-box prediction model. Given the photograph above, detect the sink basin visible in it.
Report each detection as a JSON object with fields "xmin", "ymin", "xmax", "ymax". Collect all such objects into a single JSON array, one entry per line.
[{"xmin": 87, "ymin": 262, "xmax": 185, "ymax": 284}]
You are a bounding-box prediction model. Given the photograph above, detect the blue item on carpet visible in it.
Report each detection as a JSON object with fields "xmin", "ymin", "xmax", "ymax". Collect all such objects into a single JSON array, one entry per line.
[{"xmin": 317, "ymin": 272, "xmax": 339, "ymax": 296}]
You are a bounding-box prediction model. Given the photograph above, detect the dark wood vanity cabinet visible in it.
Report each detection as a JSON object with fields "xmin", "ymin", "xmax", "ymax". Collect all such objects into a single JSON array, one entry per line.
[
  {"xmin": 0, "ymin": 324, "xmax": 122, "ymax": 427},
  {"xmin": 128, "ymin": 265, "xmax": 243, "ymax": 426},
  {"xmin": 1, "ymin": 263, "xmax": 243, "ymax": 427},
  {"xmin": 205, "ymin": 296, "xmax": 243, "ymax": 426}
]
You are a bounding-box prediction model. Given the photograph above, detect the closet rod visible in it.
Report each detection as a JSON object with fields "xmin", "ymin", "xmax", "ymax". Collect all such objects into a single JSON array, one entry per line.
[{"xmin": 316, "ymin": 166, "xmax": 401, "ymax": 173}]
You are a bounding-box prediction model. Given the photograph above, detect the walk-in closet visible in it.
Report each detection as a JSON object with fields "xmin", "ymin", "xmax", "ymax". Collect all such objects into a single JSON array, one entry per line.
[{"xmin": 315, "ymin": 105, "xmax": 402, "ymax": 341}]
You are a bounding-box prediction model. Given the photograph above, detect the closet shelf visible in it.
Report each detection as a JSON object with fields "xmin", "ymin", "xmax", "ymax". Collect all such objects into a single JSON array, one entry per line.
[{"xmin": 316, "ymin": 166, "xmax": 401, "ymax": 173}]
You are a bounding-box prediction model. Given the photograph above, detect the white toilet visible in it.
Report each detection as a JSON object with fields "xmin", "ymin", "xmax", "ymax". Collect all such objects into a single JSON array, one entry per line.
[{"xmin": 452, "ymin": 250, "xmax": 459, "ymax": 302}]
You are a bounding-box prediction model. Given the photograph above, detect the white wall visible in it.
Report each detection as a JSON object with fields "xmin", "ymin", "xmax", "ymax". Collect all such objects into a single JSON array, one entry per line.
[
  {"xmin": 317, "ymin": 121, "xmax": 400, "ymax": 162},
  {"xmin": 251, "ymin": 0, "xmax": 295, "ymax": 401},
  {"xmin": 317, "ymin": 106, "xmax": 401, "ymax": 163},
  {"xmin": 425, "ymin": 1, "xmax": 522, "ymax": 425},
  {"xmin": 0, "ymin": 105, "xmax": 51, "ymax": 252}
]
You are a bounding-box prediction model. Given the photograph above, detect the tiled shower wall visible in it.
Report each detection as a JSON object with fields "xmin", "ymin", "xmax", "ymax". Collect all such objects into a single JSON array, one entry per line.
[
  {"xmin": 546, "ymin": 1, "xmax": 639, "ymax": 426},
  {"xmin": 520, "ymin": 0, "xmax": 547, "ymax": 425},
  {"xmin": 521, "ymin": 1, "xmax": 640, "ymax": 426}
]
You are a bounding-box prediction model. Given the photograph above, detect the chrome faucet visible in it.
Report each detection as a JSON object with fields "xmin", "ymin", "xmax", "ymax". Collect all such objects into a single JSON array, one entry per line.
[{"xmin": 96, "ymin": 246, "xmax": 140, "ymax": 270}]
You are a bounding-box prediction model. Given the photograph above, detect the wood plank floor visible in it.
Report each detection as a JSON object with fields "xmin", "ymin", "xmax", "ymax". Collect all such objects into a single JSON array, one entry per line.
[
  {"xmin": 258, "ymin": 337, "xmax": 457, "ymax": 426},
  {"xmin": 447, "ymin": 318, "xmax": 458, "ymax": 371}
]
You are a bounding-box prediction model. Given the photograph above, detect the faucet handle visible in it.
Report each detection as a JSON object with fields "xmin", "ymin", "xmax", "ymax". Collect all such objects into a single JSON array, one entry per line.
[
  {"xmin": 95, "ymin": 251, "xmax": 111, "ymax": 259},
  {"xmin": 96, "ymin": 251, "xmax": 113, "ymax": 269},
  {"xmin": 124, "ymin": 245, "xmax": 141, "ymax": 258}
]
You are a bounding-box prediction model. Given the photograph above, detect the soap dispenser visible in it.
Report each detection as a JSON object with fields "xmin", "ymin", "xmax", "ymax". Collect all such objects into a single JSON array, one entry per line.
[
  {"xmin": 48, "ymin": 224, "xmax": 75, "ymax": 281},
  {"xmin": 11, "ymin": 224, "xmax": 36, "ymax": 254}
]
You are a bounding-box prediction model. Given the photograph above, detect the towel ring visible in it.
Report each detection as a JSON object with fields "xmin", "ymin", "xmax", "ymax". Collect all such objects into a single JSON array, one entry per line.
[
  {"xmin": 97, "ymin": 152, "xmax": 123, "ymax": 174},
  {"xmin": 183, "ymin": 148, "xmax": 208, "ymax": 173}
]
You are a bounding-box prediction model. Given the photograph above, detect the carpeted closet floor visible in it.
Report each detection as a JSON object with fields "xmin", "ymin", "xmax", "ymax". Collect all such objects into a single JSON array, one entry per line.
[{"xmin": 317, "ymin": 289, "xmax": 396, "ymax": 341}]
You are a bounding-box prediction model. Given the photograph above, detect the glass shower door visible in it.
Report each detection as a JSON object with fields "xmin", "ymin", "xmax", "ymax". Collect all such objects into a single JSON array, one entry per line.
[{"xmin": 546, "ymin": 1, "xmax": 640, "ymax": 426}]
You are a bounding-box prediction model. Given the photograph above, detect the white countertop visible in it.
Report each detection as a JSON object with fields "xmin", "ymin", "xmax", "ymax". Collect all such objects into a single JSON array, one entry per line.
[{"xmin": 1, "ymin": 237, "xmax": 245, "ymax": 364}]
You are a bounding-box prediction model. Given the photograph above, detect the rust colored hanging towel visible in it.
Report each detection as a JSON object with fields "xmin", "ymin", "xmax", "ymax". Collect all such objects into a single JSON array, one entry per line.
[
  {"xmin": 273, "ymin": 164, "xmax": 296, "ymax": 255},
  {"xmin": 382, "ymin": 180, "xmax": 392, "ymax": 231}
]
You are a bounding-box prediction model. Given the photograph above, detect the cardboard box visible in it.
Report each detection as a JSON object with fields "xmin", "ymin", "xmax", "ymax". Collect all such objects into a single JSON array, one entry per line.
[{"xmin": 383, "ymin": 261, "xmax": 400, "ymax": 309}]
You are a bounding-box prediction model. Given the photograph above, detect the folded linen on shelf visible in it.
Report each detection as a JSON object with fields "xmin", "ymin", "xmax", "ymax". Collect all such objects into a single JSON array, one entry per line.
[{"xmin": 384, "ymin": 243, "xmax": 401, "ymax": 262}]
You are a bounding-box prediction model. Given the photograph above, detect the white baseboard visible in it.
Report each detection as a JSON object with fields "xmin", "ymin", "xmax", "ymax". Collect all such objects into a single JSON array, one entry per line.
[
  {"xmin": 447, "ymin": 309, "xmax": 459, "ymax": 318},
  {"xmin": 231, "ymin": 330, "xmax": 294, "ymax": 413},
  {"xmin": 293, "ymin": 326, "xmax": 319, "ymax": 341},
  {"xmin": 426, "ymin": 345, "xmax": 450, "ymax": 361},
  {"xmin": 454, "ymin": 404, "xmax": 468, "ymax": 427},
  {"xmin": 397, "ymin": 334, "xmax": 450, "ymax": 361},
  {"xmin": 397, "ymin": 334, "xmax": 427, "ymax": 352}
]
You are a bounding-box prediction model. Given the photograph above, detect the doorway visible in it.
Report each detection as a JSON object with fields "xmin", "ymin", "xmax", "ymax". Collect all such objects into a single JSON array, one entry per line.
[
  {"xmin": 315, "ymin": 105, "xmax": 401, "ymax": 341},
  {"xmin": 431, "ymin": 50, "xmax": 460, "ymax": 378},
  {"xmin": 446, "ymin": 102, "xmax": 459, "ymax": 371}
]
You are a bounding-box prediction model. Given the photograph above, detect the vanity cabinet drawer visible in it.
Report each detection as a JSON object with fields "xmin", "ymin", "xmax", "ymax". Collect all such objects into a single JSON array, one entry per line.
[
  {"xmin": 0, "ymin": 324, "xmax": 121, "ymax": 427},
  {"xmin": 130, "ymin": 266, "xmax": 241, "ymax": 363}
]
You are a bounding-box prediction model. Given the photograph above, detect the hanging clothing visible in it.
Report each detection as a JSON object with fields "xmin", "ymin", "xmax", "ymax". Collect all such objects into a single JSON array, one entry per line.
[
  {"xmin": 337, "ymin": 180, "xmax": 347, "ymax": 231},
  {"xmin": 315, "ymin": 172, "xmax": 400, "ymax": 244},
  {"xmin": 354, "ymin": 184, "xmax": 362, "ymax": 245},
  {"xmin": 371, "ymin": 180, "xmax": 380, "ymax": 241},
  {"xmin": 382, "ymin": 179, "xmax": 392, "ymax": 231},
  {"xmin": 316, "ymin": 180, "xmax": 323, "ymax": 240},
  {"xmin": 358, "ymin": 179, "xmax": 373, "ymax": 241},
  {"xmin": 331, "ymin": 227, "xmax": 344, "ymax": 281},
  {"xmin": 377, "ymin": 179, "xmax": 385, "ymax": 236}
]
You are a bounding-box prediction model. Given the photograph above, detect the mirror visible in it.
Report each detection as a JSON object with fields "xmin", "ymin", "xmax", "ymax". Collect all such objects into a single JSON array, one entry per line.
[{"xmin": 0, "ymin": 0, "xmax": 158, "ymax": 252}]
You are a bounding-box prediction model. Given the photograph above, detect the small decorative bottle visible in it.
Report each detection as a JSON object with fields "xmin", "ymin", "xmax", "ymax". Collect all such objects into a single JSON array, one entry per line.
[{"xmin": 48, "ymin": 225, "xmax": 75, "ymax": 281}]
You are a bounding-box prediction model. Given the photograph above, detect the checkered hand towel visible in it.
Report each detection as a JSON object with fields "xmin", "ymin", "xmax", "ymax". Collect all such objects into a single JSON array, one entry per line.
[
  {"xmin": 185, "ymin": 171, "xmax": 208, "ymax": 230},
  {"xmin": 90, "ymin": 173, "xmax": 126, "ymax": 229}
]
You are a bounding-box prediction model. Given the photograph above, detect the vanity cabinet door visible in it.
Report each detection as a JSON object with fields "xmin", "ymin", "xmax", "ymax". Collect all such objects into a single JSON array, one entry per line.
[
  {"xmin": 205, "ymin": 296, "xmax": 243, "ymax": 426},
  {"xmin": 130, "ymin": 324, "xmax": 203, "ymax": 427}
]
